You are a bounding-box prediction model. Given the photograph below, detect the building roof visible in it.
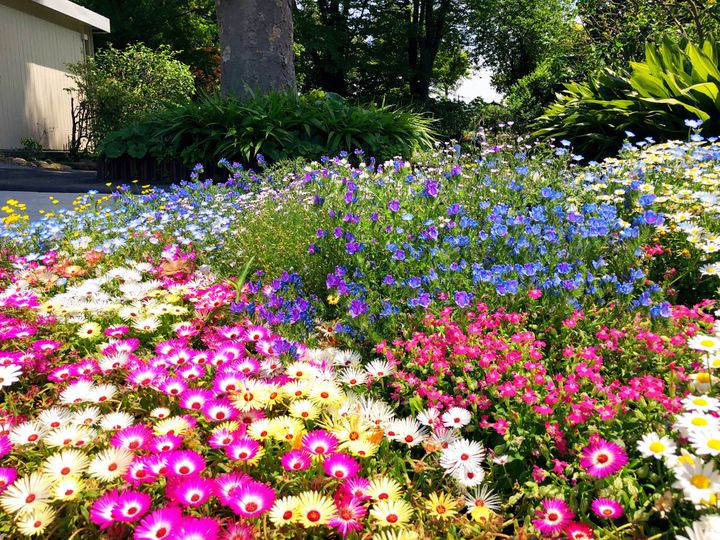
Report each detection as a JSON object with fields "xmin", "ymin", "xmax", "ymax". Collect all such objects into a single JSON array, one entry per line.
[{"xmin": 31, "ymin": 0, "xmax": 110, "ymax": 32}]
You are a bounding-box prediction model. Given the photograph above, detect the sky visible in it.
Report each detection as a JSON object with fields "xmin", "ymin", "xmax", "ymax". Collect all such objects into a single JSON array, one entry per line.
[{"xmin": 452, "ymin": 66, "xmax": 504, "ymax": 103}]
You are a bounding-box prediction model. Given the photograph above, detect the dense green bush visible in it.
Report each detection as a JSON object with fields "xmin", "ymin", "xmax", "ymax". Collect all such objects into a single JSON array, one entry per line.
[
  {"xmin": 67, "ymin": 44, "xmax": 195, "ymax": 151},
  {"xmin": 535, "ymin": 38, "xmax": 720, "ymax": 159},
  {"xmin": 98, "ymin": 91, "xmax": 435, "ymax": 167}
]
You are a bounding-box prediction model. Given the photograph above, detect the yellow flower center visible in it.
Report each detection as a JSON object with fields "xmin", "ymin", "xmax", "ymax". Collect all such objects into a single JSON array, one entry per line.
[
  {"xmin": 649, "ymin": 442, "xmax": 665, "ymax": 453},
  {"xmin": 693, "ymin": 398, "xmax": 709, "ymax": 407},
  {"xmin": 691, "ymin": 474, "xmax": 712, "ymax": 489},
  {"xmin": 700, "ymin": 339, "xmax": 717, "ymax": 348},
  {"xmin": 708, "ymin": 439, "xmax": 720, "ymax": 451},
  {"xmin": 697, "ymin": 373, "xmax": 711, "ymax": 383},
  {"xmin": 692, "ymin": 418, "xmax": 709, "ymax": 427}
]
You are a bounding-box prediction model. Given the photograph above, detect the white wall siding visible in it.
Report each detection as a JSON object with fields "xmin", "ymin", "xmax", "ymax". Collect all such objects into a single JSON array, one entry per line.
[{"xmin": 0, "ymin": 1, "xmax": 89, "ymax": 150}]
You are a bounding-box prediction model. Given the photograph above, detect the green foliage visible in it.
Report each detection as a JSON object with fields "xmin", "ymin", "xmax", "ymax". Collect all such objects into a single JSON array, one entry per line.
[
  {"xmin": 535, "ymin": 38, "xmax": 720, "ymax": 159},
  {"xmin": 98, "ymin": 91, "xmax": 436, "ymax": 167},
  {"xmin": 74, "ymin": 0, "xmax": 219, "ymax": 89},
  {"xmin": 19, "ymin": 138, "xmax": 43, "ymax": 161},
  {"xmin": 578, "ymin": 0, "xmax": 720, "ymax": 70},
  {"xmin": 67, "ymin": 44, "xmax": 196, "ymax": 149}
]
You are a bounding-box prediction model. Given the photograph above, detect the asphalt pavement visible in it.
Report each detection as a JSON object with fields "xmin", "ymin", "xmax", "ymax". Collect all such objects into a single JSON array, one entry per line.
[{"xmin": 0, "ymin": 164, "xmax": 171, "ymax": 218}]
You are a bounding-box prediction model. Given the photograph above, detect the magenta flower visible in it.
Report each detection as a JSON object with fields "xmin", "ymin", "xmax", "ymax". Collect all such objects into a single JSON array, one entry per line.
[
  {"xmin": 151, "ymin": 434, "xmax": 184, "ymax": 453},
  {"xmin": 179, "ymin": 388, "xmax": 214, "ymax": 411},
  {"xmin": 89, "ymin": 489, "xmax": 120, "ymax": 529},
  {"xmin": 564, "ymin": 521, "xmax": 595, "ymax": 540},
  {"xmin": 174, "ymin": 516, "xmax": 220, "ymax": 540},
  {"xmin": 125, "ymin": 458, "xmax": 158, "ymax": 486},
  {"xmin": 280, "ymin": 449, "xmax": 312, "ymax": 471},
  {"xmin": 341, "ymin": 476, "xmax": 371, "ymax": 500},
  {"xmin": 166, "ymin": 450, "xmax": 206, "ymax": 477},
  {"xmin": 213, "ymin": 472, "xmax": 252, "ymax": 506},
  {"xmin": 0, "ymin": 435, "xmax": 11, "ymax": 458},
  {"xmin": 110, "ymin": 424, "xmax": 154, "ymax": 451},
  {"xmin": 111, "ymin": 490, "xmax": 152, "ymax": 522},
  {"xmin": 532, "ymin": 498, "xmax": 575, "ymax": 535},
  {"xmin": 328, "ymin": 496, "xmax": 366, "ymax": 537},
  {"xmin": 579, "ymin": 439, "xmax": 628, "ymax": 478},
  {"xmin": 167, "ymin": 476, "xmax": 214, "ymax": 507},
  {"xmin": 203, "ymin": 398, "xmax": 238, "ymax": 422},
  {"xmin": 323, "ymin": 453, "xmax": 360, "ymax": 480},
  {"xmin": 222, "ymin": 522, "xmax": 256, "ymax": 540},
  {"xmin": 208, "ymin": 427, "xmax": 239, "ymax": 449},
  {"xmin": 0, "ymin": 467, "xmax": 17, "ymax": 494},
  {"xmin": 302, "ymin": 430, "xmax": 339, "ymax": 456},
  {"xmin": 225, "ymin": 437, "xmax": 261, "ymax": 463},
  {"xmin": 227, "ymin": 481, "xmax": 275, "ymax": 518},
  {"xmin": 591, "ymin": 498, "xmax": 624, "ymax": 519},
  {"xmin": 134, "ymin": 506, "xmax": 182, "ymax": 540}
]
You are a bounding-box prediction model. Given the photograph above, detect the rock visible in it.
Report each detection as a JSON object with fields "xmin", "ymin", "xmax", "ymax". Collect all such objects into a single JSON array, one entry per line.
[
  {"xmin": 9, "ymin": 157, "xmax": 27, "ymax": 166},
  {"xmin": 36, "ymin": 160, "xmax": 51, "ymax": 168},
  {"xmin": 45, "ymin": 163, "xmax": 72, "ymax": 171}
]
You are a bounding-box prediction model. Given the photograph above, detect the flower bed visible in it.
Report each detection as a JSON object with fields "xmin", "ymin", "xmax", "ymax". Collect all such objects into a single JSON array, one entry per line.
[{"xmin": 0, "ymin": 138, "xmax": 719, "ymax": 538}]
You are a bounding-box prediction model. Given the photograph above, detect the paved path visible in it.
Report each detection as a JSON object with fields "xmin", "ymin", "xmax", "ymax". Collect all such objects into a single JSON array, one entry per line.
[{"xmin": 0, "ymin": 164, "xmax": 173, "ymax": 219}]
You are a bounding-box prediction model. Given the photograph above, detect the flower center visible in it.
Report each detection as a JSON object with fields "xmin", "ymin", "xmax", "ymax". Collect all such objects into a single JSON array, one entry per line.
[
  {"xmin": 179, "ymin": 466, "xmax": 190, "ymax": 475},
  {"xmin": 245, "ymin": 502, "xmax": 258, "ymax": 513},
  {"xmin": 387, "ymin": 514, "xmax": 398, "ymax": 523},
  {"xmin": 596, "ymin": 453, "xmax": 609, "ymax": 464},
  {"xmin": 547, "ymin": 512, "xmax": 559, "ymax": 522},
  {"xmin": 60, "ymin": 467, "xmax": 71, "ymax": 476},
  {"xmin": 692, "ymin": 418, "xmax": 708, "ymax": 426},
  {"xmin": 283, "ymin": 510, "xmax": 293, "ymax": 520},
  {"xmin": 307, "ymin": 510, "xmax": 321, "ymax": 522},
  {"xmin": 691, "ymin": 474, "xmax": 711, "ymax": 489},
  {"xmin": 649, "ymin": 442, "xmax": 665, "ymax": 453}
]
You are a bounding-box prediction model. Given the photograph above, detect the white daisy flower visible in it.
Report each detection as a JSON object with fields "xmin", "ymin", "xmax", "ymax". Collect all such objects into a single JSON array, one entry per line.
[
  {"xmin": 683, "ymin": 395, "xmax": 720, "ymax": 413},
  {"xmin": 637, "ymin": 432, "xmax": 676, "ymax": 460},
  {"xmin": 417, "ymin": 408, "xmax": 441, "ymax": 427},
  {"xmin": 439, "ymin": 438, "xmax": 486, "ymax": 477},
  {"xmin": 688, "ymin": 335, "xmax": 720, "ymax": 352},
  {"xmin": 688, "ymin": 429, "xmax": 720, "ymax": 457},
  {"xmin": 88, "ymin": 447, "xmax": 135, "ymax": 482},
  {"xmin": 441, "ymin": 407, "xmax": 472, "ymax": 429},
  {"xmin": 672, "ymin": 458, "xmax": 720, "ymax": 504},
  {"xmin": 365, "ymin": 360, "xmax": 394, "ymax": 378},
  {"xmin": 0, "ymin": 364, "xmax": 22, "ymax": 388},
  {"xmin": 0, "ymin": 472, "xmax": 53, "ymax": 514}
]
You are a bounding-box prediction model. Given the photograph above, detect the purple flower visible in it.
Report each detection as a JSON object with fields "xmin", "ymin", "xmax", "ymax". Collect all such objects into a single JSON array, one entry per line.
[
  {"xmin": 348, "ymin": 299, "xmax": 367, "ymax": 318},
  {"xmin": 388, "ymin": 200, "xmax": 400, "ymax": 212},
  {"xmin": 454, "ymin": 291, "xmax": 471, "ymax": 307}
]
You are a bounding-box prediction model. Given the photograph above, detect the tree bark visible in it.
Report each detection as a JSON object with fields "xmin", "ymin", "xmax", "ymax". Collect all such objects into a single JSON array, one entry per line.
[
  {"xmin": 216, "ymin": 0, "xmax": 296, "ymax": 99},
  {"xmin": 408, "ymin": 0, "xmax": 451, "ymax": 102}
]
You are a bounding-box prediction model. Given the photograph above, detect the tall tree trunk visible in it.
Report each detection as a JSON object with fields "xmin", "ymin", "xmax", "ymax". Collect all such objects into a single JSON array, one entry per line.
[
  {"xmin": 408, "ymin": 0, "xmax": 451, "ymax": 102},
  {"xmin": 216, "ymin": 0, "xmax": 296, "ymax": 100}
]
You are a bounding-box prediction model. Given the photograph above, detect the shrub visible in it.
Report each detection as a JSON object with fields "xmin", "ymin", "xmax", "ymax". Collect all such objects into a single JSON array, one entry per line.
[
  {"xmin": 67, "ymin": 44, "xmax": 196, "ymax": 151},
  {"xmin": 534, "ymin": 38, "xmax": 720, "ymax": 160},
  {"xmin": 98, "ymin": 91, "xmax": 435, "ymax": 169}
]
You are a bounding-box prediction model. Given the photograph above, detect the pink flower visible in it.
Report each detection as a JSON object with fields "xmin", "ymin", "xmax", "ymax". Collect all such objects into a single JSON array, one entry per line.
[
  {"xmin": 532, "ymin": 498, "xmax": 574, "ymax": 535},
  {"xmin": 134, "ymin": 506, "xmax": 183, "ymax": 540},
  {"xmin": 227, "ymin": 481, "xmax": 275, "ymax": 518},
  {"xmin": 591, "ymin": 498, "xmax": 624, "ymax": 519},
  {"xmin": 528, "ymin": 289, "xmax": 542, "ymax": 299},
  {"xmin": 167, "ymin": 476, "xmax": 214, "ymax": 507},
  {"xmin": 323, "ymin": 453, "xmax": 360, "ymax": 480},
  {"xmin": 329, "ymin": 496, "xmax": 366, "ymax": 537},
  {"xmin": 564, "ymin": 521, "xmax": 595, "ymax": 539},
  {"xmin": 281, "ymin": 449, "xmax": 312, "ymax": 472},
  {"xmin": 579, "ymin": 439, "xmax": 627, "ymax": 478},
  {"xmin": 111, "ymin": 490, "xmax": 152, "ymax": 522}
]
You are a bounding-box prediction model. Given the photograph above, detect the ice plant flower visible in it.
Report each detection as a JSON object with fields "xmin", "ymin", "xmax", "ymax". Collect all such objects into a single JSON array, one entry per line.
[
  {"xmin": 579, "ymin": 439, "xmax": 628, "ymax": 478},
  {"xmin": 532, "ymin": 498, "xmax": 574, "ymax": 535},
  {"xmin": 296, "ymin": 491, "xmax": 337, "ymax": 527},
  {"xmin": 591, "ymin": 498, "xmax": 624, "ymax": 519},
  {"xmin": 370, "ymin": 499, "xmax": 414, "ymax": 527},
  {"xmin": 323, "ymin": 453, "xmax": 360, "ymax": 480},
  {"xmin": 134, "ymin": 506, "xmax": 183, "ymax": 540}
]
